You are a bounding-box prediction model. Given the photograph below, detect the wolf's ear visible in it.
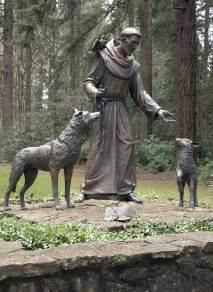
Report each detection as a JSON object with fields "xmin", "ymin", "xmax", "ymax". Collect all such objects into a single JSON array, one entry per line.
[{"xmin": 74, "ymin": 109, "xmax": 82, "ymax": 117}]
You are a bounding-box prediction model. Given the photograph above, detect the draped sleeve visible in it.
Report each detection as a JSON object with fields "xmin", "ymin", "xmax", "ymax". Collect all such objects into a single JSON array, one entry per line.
[
  {"xmin": 83, "ymin": 55, "xmax": 105, "ymax": 101},
  {"xmin": 129, "ymin": 71, "xmax": 161, "ymax": 118}
]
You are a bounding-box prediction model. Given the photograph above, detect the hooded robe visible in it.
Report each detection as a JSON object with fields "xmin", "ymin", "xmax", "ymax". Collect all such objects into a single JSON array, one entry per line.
[{"xmin": 81, "ymin": 39, "xmax": 161, "ymax": 196}]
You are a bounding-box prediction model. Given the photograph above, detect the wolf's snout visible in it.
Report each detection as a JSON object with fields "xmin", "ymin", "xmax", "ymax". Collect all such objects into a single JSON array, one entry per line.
[{"xmin": 90, "ymin": 112, "xmax": 101, "ymax": 120}]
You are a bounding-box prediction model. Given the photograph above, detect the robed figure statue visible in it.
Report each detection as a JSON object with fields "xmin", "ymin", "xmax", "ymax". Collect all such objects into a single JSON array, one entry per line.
[{"xmin": 77, "ymin": 28, "xmax": 174, "ymax": 203}]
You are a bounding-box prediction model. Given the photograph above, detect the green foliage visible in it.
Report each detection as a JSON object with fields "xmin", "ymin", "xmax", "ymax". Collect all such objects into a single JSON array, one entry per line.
[
  {"xmin": 80, "ymin": 141, "xmax": 90, "ymax": 164},
  {"xmin": 199, "ymin": 160, "xmax": 213, "ymax": 185},
  {"xmin": 136, "ymin": 135, "xmax": 173, "ymax": 172},
  {"xmin": 0, "ymin": 0, "xmax": 212, "ymax": 170},
  {"xmin": 0, "ymin": 96, "xmax": 86, "ymax": 163},
  {"xmin": 0, "ymin": 213, "xmax": 212, "ymax": 250},
  {"xmin": 0, "ymin": 128, "xmax": 29, "ymax": 162}
]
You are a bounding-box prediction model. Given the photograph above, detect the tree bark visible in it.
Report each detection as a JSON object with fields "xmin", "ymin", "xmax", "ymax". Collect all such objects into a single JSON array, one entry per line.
[
  {"xmin": 139, "ymin": 0, "xmax": 152, "ymax": 141},
  {"xmin": 68, "ymin": 0, "xmax": 81, "ymax": 96},
  {"xmin": 25, "ymin": 44, "xmax": 32, "ymax": 133},
  {"xmin": 202, "ymin": 0, "xmax": 210, "ymax": 86},
  {"xmin": 128, "ymin": 0, "xmax": 135, "ymax": 26},
  {"xmin": 174, "ymin": 0, "xmax": 197, "ymax": 141},
  {"xmin": 2, "ymin": 0, "xmax": 13, "ymax": 138}
]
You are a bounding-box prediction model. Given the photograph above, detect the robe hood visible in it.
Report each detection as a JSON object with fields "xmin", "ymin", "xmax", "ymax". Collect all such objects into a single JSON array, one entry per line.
[{"xmin": 99, "ymin": 39, "xmax": 140, "ymax": 79}]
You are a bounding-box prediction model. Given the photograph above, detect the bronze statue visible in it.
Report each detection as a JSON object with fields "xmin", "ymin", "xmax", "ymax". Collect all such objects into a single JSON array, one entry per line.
[
  {"xmin": 3, "ymin": 110, "xmax": 100, "ymax": 211},
  {"xmin": 176, "ymin": 138, "xmax": 198, "ymax": 208},
  {"xmin": 77, "ymin": 27, "xmax": 174, "ymax": 204}
]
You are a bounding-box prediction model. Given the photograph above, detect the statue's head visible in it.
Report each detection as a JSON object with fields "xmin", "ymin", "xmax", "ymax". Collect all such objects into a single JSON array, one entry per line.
[
  {"xmin": 120, "ymin": 27, "xmax": 142, "ymax": 39},
  {"xmin": 119, "ymin": 27, "xmax": 142, "ymax": 56}
]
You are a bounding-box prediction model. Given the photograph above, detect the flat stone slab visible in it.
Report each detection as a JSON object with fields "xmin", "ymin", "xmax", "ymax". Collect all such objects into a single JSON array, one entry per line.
[
  {"xmin": 0, "ymin": 240, "xmax": 23, "ymax": 254},
  {"xmin": 0, "ymin": 199, "xmax": 212, "ymax": 229},
  {"xmin": 0, "ymin": 231, "xmax": 212, "ymax": 281}
]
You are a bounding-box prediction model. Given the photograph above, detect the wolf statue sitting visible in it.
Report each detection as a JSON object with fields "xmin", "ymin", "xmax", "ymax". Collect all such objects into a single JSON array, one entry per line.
[
  {"xmin": 4, "ymin": 110, "xmax": 100, "ymax": 211},
  {"xmin": 176, "ymin": 138, "xmax": 198, "ymax": 208}
]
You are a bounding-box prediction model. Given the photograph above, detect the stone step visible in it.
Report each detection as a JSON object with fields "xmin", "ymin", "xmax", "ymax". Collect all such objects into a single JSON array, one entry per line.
[{"xmin": 0, "ymin": 239, "xmax": 23, "ymax": 254}]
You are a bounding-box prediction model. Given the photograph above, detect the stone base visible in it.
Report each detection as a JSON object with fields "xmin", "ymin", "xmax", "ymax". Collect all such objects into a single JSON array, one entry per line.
[
  {"xmin": 1, "ymin": 199, "xmax": 213, "ymax": 230},
  {"xmin": 0, "ymin": 232, "xmax": 213, "ymax": 291}
]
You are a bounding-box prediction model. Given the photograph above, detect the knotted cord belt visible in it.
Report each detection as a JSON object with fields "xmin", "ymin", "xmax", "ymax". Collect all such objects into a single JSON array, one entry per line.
[{"xmin": 96, "ymin": 96, "xmax": 125, "ymax": 152}]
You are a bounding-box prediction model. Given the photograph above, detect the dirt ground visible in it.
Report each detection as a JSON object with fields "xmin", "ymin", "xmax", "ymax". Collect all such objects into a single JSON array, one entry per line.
[{"xmin": 1, "ymin": 198, "xmax": 213, "ymax": 230}]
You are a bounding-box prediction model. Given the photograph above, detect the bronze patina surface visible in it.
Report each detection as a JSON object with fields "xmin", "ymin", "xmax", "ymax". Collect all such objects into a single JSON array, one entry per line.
[{"xmin": 80, "ymin": 28, "xmax": 174, "ymax": 199}]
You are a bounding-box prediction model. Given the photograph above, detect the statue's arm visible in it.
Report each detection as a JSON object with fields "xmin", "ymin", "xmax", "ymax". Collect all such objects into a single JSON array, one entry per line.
[
  {"xmin": 129, "ymin": 71, "xmax": 161, "ymax": 118},
  {"xmin": 83, "ymin": 55, "xmax": 105, "ymax": 101}
]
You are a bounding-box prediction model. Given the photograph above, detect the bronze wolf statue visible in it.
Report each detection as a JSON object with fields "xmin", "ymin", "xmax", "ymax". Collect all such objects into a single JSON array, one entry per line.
[
  {"xmin": 4, "ymin": 109, "xmax": 100, "ymax": 210},
  {"xmin": 176, "ymin": 138, "xmax": 198, "ymax": 208}
]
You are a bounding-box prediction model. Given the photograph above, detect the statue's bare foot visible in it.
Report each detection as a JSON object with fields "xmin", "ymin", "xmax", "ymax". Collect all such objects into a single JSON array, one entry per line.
[
  {"xmin": 125, "ymin": 193, "xmax": 143, "ymax": 204},
  {"xmin": 75, "ymin": 193, "xmax": 86, "ymax": 203},
  {"xmin": 4, "ymin": 206, "xmax": 11, "ymax": 211},
  {"xmin": 21, "ymin": 206, "xmax": 27, "ymax": 210}
]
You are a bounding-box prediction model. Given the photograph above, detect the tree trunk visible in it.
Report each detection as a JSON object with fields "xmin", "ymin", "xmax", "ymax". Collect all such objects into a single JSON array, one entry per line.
[
  {"xmin": 202, "ymin": 0, "xmax": 210, "ymax": 86},
  {"xmin": 128, "ymin": 0, "xmax": 135, "ymax": 26},
  {"xmin": 16, "ymin": 50, "xmax": 25, "ymax": 128},
  {"xmin": 68, "ymin": 0, "xmax": 81, "ymax": 97},
  {"xmin": 2, "ymin": 0, "xmax": 13, "ymax": 138},
  {"xmin": 48, "ymin": 16, "xmax": 63, "ymax": 139},
  {"xmin": 25, "ymin": 44, "xmax": 32, "ymax": 133},
  {"xmin": 174, "ymin": 0, "xmax": 197, "ymax": 141},
  {"xmin": 139, "ymin": 0, "xmax": 152, "ymax": 141}
]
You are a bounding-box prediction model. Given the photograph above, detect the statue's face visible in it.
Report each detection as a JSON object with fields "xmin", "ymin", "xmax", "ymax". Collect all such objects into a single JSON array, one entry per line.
[{"xmin": 122, "ymin": 35, "xmax": 140, "ymax": 56}]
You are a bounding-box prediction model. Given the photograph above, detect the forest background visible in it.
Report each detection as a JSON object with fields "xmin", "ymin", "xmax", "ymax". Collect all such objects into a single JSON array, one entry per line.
[{"xmin": 0, "ymin": 0, "xmax": 212, "ymax": 177}]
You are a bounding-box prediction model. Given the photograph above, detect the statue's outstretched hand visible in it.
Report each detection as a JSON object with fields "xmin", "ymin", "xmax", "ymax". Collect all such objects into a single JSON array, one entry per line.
[{"xmin": 158, "ymin": 109, "xmax": 176, "ymax": 123}]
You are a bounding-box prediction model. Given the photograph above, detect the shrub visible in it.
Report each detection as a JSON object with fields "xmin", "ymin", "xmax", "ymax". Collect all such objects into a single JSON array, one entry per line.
[
  {"xmin": 136, "ymin": 135, "xmax": 173, "ymax": 172},
  {"xmin": 0, "ymin": 129, "xmax": 29, "ymax": 162},
  {"xmin": 79, "ymin": 141, "xmax": 90, "ymax": 164},
  {"xmin": 199, "ymin": 160, "xmax": 213, "ymax": 185},
  {"xmin": 0, "ymin": 214, "xmax": 212, "ymax": 250}
]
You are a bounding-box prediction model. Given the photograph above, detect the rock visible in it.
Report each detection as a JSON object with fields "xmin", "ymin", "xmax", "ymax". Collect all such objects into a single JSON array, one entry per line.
[
  {"xmin": 104, "ymin": 207, "xmax": 119, "ymax": 221},
  {"xmin": 177, "ymin": 259, "xmax": 197, "ymax": 278},
  {"xmin": 198, "ymin": 255, "xmax": 213, "ymax": 270},
  {"xmin": 0, "ymin": 240, "xmax": 23, "ymax": 254},
  {"xmin": 117, "ymin": 205, "xmax": 136, "ymax": 222},
  {"xmin": 7, "ymin": 282, "xmax": 37, "ymax": 292},
  {"xmin": 204, "ymin": 242, "xmax": 213, "ymax": 254},
  {"xmin": 104, "ymin": 205, "xmax": 136, "ymax": 222},
  {"xmin": 119, "ymin": 267, "xmax": 149, "ymax": 282}
]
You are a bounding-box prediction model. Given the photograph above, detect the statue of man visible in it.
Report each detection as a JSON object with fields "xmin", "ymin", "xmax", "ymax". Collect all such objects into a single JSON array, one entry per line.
[{"xmin": 77, "ymin": 27, "xmax": 174, "ymax": 203}]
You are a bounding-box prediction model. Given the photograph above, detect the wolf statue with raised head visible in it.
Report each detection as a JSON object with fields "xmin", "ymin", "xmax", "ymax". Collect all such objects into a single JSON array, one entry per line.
[
  {"xmin": 4, "ymin": 110, "xmax": 100, "ymax": 211},
  {"xmin": 77, "ymin": 27, "xmax": 175, "ymax": 203}
]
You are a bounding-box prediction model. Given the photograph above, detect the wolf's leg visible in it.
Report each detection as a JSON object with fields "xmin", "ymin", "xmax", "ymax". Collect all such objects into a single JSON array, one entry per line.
[
  {"xmin": 20, "ymin": 168, "xmax": 38, "ymax": 210},
  {"xmin": 50, "ymin": 167, "xmax": 61, "ymax": 210},
  {"xmin": 177, "ymin": 178, "xmax": 185, "ymax": 207},
  {"xmin": 189, "ymin": 176, "xmax": 197, "ymax": 208},
  {"xmin": 3, "ymin": 188, "xmax": 12, "ymax": 211},
  {"xmin": 64, "ymin": 165, "xmax": 74, "ymax": 208},
  {"xmin": 194, "ymin": 178, "xmax": 198, "ymax": 207},
  {"xmin": 4, "ymin": 164, "xmax": 24, "ymax": 211}
]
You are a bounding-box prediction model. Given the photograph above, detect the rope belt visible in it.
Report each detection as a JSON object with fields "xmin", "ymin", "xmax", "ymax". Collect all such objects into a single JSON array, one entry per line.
[{"xmin": 96, "ymin": 96, "xmax": 126, "ymax": 152}]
